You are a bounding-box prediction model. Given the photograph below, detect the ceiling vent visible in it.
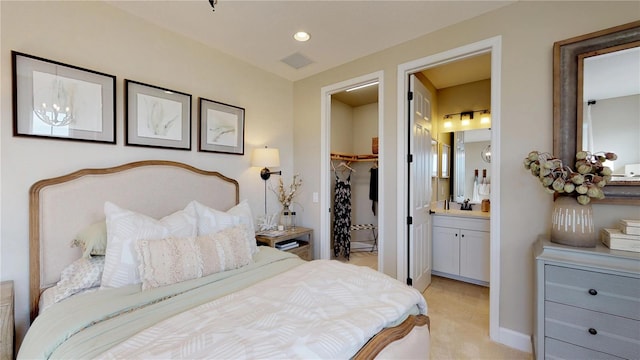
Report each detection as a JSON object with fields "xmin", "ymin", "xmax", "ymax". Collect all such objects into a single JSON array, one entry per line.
[{"xmin": 281, "ymin": 52, "xmax": 313, "ymax": 69}]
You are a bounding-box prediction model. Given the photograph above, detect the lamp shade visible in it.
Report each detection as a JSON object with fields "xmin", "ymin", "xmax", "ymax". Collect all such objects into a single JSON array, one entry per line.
[{"xmin": 252, "ymin": 147, "xmax": 280, "ymax": 168}]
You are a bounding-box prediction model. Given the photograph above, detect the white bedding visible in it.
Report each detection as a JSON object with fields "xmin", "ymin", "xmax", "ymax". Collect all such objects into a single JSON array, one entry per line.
[{"xmin": 97, "ymin": 259, "xmax": 427, "ymax": 359}]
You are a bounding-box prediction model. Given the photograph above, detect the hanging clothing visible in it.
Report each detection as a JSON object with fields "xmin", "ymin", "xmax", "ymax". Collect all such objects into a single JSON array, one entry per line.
[
  {"xmin": 369, "ymin": 167, "xmax": 378, "ymax": 215},
  {"xmin": 333, "ymin": 172, "xmax": 352, "ymax": 260}
]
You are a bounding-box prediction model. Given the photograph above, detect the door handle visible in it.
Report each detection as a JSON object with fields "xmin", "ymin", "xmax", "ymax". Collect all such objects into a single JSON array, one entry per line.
[{"xmin": 429, "ymin": 210, "xmax": 435, "ymax": 214}]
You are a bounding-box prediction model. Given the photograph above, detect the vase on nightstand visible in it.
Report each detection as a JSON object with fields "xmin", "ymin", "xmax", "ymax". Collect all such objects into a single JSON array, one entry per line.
[
  {"xmin": 280, "ymin": 205, "xmax": 292, "ymax": 230},
  {"xmin": 550, "ymin": 196, "xmax": 596, "ymax": 247}
]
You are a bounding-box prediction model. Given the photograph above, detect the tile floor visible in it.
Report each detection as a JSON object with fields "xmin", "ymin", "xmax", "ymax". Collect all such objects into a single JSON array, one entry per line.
[{"xmin": 340, "ymin": 252, "xmax": 532, "ymax": 359}]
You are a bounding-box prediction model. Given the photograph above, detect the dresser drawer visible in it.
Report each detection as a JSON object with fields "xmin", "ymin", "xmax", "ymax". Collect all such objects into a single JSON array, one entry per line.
[
  {"xmin": 546, "ymin": 301, "xmax": 640, "ymax": 359},
  {"xmin": 545, "ymin": 265, "xmax": 640, "ymax": 320},
  {"xmin": 545, "ymin": 337, "xmax": 625, "ymax": 360}
]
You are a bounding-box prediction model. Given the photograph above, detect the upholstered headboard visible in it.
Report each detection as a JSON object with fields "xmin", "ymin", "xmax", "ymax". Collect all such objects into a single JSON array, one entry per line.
[{"xmin": 29, "ymin": 160, "xmax": 239, "ymax": 320}]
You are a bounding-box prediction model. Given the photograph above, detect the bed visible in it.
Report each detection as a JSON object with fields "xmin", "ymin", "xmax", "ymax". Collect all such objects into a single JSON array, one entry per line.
[{"xmin": 18, "ymin": 160, "xmax": 430, "ymax": 359}]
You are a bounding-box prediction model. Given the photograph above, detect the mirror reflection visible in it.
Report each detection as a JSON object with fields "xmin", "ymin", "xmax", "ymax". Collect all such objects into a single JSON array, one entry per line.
[
  {"xmin": 580, "ymin": 44, "xmax": 640, "ymax": 181},
  {"xmin": 451, "ymin": 129, "xmax": 491, "ymax": 203}
]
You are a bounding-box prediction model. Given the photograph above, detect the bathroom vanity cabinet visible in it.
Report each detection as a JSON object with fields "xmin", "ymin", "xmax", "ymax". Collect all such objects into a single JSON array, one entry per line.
[{"xmin": 432, "ymin": 214, "xmax": 489, "ymax": 285}]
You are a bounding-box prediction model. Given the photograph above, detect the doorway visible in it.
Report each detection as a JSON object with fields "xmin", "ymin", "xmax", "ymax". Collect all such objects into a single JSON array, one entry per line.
[
  {"xmin": 397, "ymin": 36, "xmax": 502, "ymax": 343},
  {"xmin": 320, "ymin": 71, "xmax": 385, "ymax": 272}
]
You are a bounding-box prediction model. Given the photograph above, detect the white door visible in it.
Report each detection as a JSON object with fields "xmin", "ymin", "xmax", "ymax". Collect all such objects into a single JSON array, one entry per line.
[{"xmin": 408, "ymin": 74, "xmax": 432, "ymax": 293}]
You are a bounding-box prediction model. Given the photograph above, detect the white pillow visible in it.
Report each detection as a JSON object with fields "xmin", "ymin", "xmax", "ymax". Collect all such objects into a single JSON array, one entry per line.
[
  {"xmin": 185, "ymin": 201, "xmax": 239, "ymax": 235},
  {"xmin": 227, "ymin": 199, "xmax": 256, "ymax": 234},
  {"xmin": 101, "ymin": 202, "xmax": 197, "ymax": 289},
  {"xmin": 186, "ymin": 200, "xmax": 257, "ymax": 254}
]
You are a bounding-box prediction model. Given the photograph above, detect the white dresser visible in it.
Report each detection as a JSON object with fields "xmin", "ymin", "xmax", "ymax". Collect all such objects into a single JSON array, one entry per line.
[{"xmin": 533, "ymin": 238, "xmax": 640, "ymax": 359}]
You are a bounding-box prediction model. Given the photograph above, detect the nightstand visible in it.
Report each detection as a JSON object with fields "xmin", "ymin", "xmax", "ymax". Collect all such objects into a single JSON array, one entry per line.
[
  {"xmin": 1, "ymin": 281, "xmax": 14, "ymax": 360},
  {"xmin": 256, "ymin": 227, "xmax": 313, "ymax": 261}
]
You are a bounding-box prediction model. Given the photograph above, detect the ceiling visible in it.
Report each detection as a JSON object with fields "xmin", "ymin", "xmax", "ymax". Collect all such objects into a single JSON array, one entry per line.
[
  {"xmin": 104, "ymin": 0, "xmax": 514, "ymax": 82},
  {"xmin": 332, "ymin": 52, "xmax": 491, "ymax": 107}
]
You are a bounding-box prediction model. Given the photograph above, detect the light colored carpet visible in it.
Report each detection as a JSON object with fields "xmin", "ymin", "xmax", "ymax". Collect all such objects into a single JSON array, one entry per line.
[
  {"xmin": 340, "ymin": 252, "xmax": 532, "ymax": 359},
  {"xmin": 425, "ymin": 276, "xmax": 532, "ymax": 359}
]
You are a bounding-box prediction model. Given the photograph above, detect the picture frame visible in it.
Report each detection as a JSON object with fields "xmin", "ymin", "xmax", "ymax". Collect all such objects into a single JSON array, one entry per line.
[
  {"xmin": 12, "ymin": 51, "xmax": 116, "ymax": 143},
  {"xmin": 440, "ymin": 143, "xmax": 450, "ymax": 178},
  {"xmin": 125, "ymin": 80, "xmax": 191, "ymax": 150},
  {"xmin": 198, "ymin": 97, "xmax": 245, "ymax": 155}
]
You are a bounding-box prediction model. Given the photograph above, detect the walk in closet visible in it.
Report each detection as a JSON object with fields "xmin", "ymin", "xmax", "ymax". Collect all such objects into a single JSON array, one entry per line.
[{"xmin": 330, "ymin": 85, "xmax": 379, "ymax": 264}]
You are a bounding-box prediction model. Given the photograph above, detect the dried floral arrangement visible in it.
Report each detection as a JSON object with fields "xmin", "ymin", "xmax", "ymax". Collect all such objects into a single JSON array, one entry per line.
[
  {"xmin": 523, "ymin": 150, "xmax": 617, "ymax": 205},
  {"xmin": 271, "ymin": 174, "xmax": 302, "ymax": 208}
]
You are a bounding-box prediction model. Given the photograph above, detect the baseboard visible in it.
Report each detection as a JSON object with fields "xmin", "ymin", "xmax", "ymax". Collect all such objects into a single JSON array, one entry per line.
[{"xmin": 496, "ymin": 327, "xmax": 533, "ymax": 353}]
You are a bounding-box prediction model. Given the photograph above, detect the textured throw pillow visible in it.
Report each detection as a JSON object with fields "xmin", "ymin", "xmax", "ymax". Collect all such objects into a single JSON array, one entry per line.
[
  {"xmin": 101, "ymin": 202, "xmax": 197, "ymax": 289},
  {"xmin": 70, "ymin": 220, "xmax": 108, "ymax": 258},
  {"xmin": 49, "ymin": 256, "xmax": 105, "ymax": 303},
  {"xmin": 186, "ymin": 200, "xmax": 258, "ymax": 254},
  {"xmin": 136, "ymin": 224, "xmax": 254, "ymax": 290}
]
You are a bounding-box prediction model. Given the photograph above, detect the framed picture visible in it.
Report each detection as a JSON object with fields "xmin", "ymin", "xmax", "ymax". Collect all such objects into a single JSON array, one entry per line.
[
  {"xmin": 440, "ymin": 143, "xmax": 450, "ymax": 178},
  {"xmin": 125, "ymin": 80, "xmax": 191, "ymax": 150},
  {"xmin": 12, "ymin": 51, "xmax": 116, "ymax": 143},
  {"xmin": 198, "ymin": 97, "xmax": 245, "ymax": 155}
]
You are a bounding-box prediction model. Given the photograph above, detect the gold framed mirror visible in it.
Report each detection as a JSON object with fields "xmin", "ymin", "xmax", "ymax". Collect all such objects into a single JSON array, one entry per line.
[{"xmin": 553, "ymin": 21, "xmax": 640, "ymax": 204}]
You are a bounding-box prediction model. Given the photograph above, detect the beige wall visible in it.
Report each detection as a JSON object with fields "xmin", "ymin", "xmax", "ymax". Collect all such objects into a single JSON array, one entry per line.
[
  {"xmin": 330, "ymin": 100, "xmax": 353, "ymax": 153},
  {"xmin": 293, "ymin": 0, "xmax": 640, "ymax": 341},
  {"xmin": 438, "ymin": 79, "xmax": 492, "ymax": 134},
  {"xmin": 1, "ymin": 1, "xmax": 293, "ymax": 345}
]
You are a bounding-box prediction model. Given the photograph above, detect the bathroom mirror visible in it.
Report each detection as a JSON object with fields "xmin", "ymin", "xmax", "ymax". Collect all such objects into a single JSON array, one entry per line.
[
  {"xmin": 553, "ymin": 21, "xmax": 640, "ymax": 204},
  {"xmin": 452, "ymin": 129, "xmax": 491, "ymax": 203},
  {"xmin": 579, "ymin": 44, "xmax": 639, "ymax": 179}
]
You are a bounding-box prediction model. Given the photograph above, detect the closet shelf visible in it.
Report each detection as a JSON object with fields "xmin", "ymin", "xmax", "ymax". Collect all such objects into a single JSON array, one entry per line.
[{"xmin": 331, "ymin": 152, "xmax": 378, "ymax": 162}]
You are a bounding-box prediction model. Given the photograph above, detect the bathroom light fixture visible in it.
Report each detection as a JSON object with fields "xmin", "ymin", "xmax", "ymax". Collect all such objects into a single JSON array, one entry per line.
[
  {"xmin": 443, "ymin": 114, "xmax": 453, "ymax": 128},
  {"xmin": 252, "ymin": 146, "xmax": 282, "ymax": 214},
  {"xmin": 442, "ymin": 109, "xmax": 491, "ymax": 127},
  {"xmin": 293, "ymin": 31, "xmax": 311, "ymax": 42},
  {"xmin": 480, "ymin": 110, "xmax": 491, "ymax": 124},
  {"xmin": 460, "ymin": 111, "xmax": 473, "ymax": 126},
  {"xmin": 345, "ymin": 81, "xmax": 379, "ymax": 92}
]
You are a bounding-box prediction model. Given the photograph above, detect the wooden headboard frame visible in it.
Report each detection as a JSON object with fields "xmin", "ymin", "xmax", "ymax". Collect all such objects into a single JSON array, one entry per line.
[{"xmin": 29, "ymin": 160, "xmax": 239, "ymax": 321}]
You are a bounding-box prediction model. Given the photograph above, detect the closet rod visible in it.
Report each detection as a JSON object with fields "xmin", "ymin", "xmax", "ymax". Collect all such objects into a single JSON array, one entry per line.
[{"xmin": 330, "ymin": 152, "xmax": 378, "ymax": 162}]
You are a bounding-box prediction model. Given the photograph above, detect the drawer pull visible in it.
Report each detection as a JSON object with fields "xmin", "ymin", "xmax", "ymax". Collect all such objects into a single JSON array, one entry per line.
[
  {"xmin": 588, "ymin": 289, "xmax": 598, "ymax": 296},
  {"xmin": 588, "ymin": 328, "xmax": 598, "ymax": 335}
]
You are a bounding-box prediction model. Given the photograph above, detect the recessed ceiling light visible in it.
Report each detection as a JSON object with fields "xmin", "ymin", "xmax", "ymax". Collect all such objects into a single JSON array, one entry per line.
[{"xmin": 293, "ymin": 31, "xmax": 310, "ymax": 42}]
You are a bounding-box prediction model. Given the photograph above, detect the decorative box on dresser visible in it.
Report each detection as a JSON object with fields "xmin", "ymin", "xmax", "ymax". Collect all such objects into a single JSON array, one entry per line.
[
  {"xmin": 0, "ymin": 281, "xmax": 14, "ymax": 360},
  {"xmin": 533, "ymin": 238, "xmax": 640, "ymax": 360},
  {"xmin": 255, "ymin": 227, "xmax": 313, "ymax": 261}
]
